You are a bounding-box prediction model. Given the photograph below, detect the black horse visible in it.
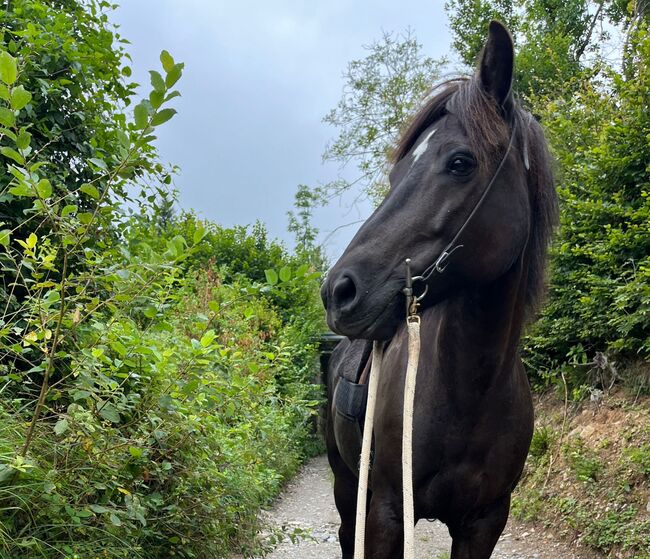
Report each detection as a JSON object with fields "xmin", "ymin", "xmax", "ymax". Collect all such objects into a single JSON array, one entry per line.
[{"xmin": 320, "ymin": 21, "xmax": 559, "ymax": 559}]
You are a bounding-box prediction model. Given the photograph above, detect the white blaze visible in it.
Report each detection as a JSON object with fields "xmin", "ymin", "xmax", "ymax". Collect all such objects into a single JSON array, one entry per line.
[{"xmin": 411, "ymin": 128, "xmax": 437, "ymax": 164}]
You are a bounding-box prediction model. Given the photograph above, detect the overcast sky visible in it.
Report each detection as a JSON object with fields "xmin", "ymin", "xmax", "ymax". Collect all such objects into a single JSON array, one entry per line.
[{"xmin": 110, "ymin": 1, "xmax": 452, "ymax": 260}]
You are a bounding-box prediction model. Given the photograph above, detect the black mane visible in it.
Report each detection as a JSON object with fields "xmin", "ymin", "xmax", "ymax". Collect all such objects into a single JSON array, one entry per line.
[{"xmin": 392, "ymin": 77, "xmax": 559, "ymax": 318}]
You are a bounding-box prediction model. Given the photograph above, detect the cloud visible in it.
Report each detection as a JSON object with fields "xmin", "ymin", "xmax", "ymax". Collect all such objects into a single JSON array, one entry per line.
[{"xmin": 111, "ymin": 0, "xmax": 451, "ymax": 256}]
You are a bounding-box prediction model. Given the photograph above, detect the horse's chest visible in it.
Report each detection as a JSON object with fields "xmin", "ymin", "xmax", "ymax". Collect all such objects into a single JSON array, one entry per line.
[{"xmin": 373, "ymin": 374, "xmax": 532, "ymax": 521}]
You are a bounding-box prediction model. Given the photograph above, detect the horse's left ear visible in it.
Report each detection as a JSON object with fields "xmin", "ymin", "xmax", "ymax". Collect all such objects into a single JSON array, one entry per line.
[{"xmin": 478, "ymin": 20, "xmax": 514, "ymax": 108}]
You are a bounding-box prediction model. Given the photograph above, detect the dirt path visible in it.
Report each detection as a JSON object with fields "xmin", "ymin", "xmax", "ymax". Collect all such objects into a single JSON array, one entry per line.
[{"xmin": 261, "ymin": 455, "xmax": 592, "ymax": 559}]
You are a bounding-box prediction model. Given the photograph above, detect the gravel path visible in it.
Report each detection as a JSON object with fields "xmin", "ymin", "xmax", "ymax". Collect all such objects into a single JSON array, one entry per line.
[{"xmin": 261, "ymin": 455, "xmax": 592, "ymax": 559}]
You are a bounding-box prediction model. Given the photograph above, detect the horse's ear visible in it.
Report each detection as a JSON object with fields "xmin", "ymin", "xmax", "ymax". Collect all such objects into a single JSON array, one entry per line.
[{"xmin": 478, "ymin": 20, "xmax": 514, "ymax": 108}]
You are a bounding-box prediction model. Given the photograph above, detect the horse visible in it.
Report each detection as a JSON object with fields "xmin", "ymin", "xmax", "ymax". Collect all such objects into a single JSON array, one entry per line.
[{"xmin": 320, "ymin": 21, "xmax": 559, "ymax": 559}]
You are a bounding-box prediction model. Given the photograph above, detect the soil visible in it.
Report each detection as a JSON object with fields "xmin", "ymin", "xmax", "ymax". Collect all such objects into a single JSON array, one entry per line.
[{"xmin": 260, "ymin": 455, "xmax": 594, "ymax": 558}]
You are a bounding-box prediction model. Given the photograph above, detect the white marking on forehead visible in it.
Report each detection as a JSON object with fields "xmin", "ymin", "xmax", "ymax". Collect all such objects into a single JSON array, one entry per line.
[{"xmin": 411, "ymin": 128, "xmax": 437, "ymax": 164}]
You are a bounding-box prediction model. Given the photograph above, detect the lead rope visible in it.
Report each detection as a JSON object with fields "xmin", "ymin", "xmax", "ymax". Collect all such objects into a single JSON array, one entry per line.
[
  {"xmin": 354, "ymin": 340, "xmax": 384, "ymax": 559},
  {"xmin": 403, "ymin": 313, "xmax": 421, "ymax": 559},
  {"xmin": 353, "ymin": 259, "xmax": 422, "ymax": 559}
]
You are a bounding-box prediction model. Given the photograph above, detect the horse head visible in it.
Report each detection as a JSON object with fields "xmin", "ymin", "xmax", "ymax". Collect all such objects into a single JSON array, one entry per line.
[{"xmin": 321, "ymin": 21, "xmax": 556, "ymax": 340}]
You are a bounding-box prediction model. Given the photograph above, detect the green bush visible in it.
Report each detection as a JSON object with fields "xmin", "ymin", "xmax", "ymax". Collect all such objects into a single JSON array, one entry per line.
[
  {"xmin": 524, "ymin": 26, "xmax": 650, "ymax": 389},
  {"xmin": 0, "ymin": 3, "xmax": 325, "ymax": 557}
]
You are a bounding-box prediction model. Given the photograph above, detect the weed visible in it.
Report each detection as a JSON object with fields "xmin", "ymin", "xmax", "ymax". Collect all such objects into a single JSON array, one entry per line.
[
  {"xmin": 563, "ymin": 437, "xmax": 602, "ymax": 483},
  {"xmin": 529, "ymin": 426, "xmax": 554, "ymax": 460}
]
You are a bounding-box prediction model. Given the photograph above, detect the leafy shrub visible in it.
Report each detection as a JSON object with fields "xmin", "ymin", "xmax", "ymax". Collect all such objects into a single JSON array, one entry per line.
[
  {"xmin": 524, "ymin": 26, "xmax": 650, "ymax": 389},
  {"xmin": 0, "ymin": 3, "xmax": 325, "ymax": 557},
  {"xmin": 529, "ymin": 426, "xmax": 553, "ymax": 460},
  {"xmin": 563, "ymin": 437, "xmax": 602, "ymax": 484}
]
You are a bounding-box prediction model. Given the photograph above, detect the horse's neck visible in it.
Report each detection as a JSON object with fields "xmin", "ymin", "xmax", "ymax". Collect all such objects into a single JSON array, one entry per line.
[{"xmin": 422, "ymin": 255, "xmax": 529, "ymax": 392}]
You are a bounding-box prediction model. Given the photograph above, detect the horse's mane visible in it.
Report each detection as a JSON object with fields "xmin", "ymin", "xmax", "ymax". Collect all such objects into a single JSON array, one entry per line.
[{"xmin": 391, "ymin": 77, "xmax": 559, "ymax": 319}]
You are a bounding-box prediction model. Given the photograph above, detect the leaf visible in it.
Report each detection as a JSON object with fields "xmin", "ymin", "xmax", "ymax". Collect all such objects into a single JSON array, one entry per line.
[
  {"xmin": 208, "ymin": 300, "xmax": 220, "ymax": 313},
  {"xmin": 134, "ymin": 101, "xmax": 149, "ymax": 129},
  {"xmin": 160, "ymin": 50, "xmax": 175, "ymax": 72},
  {"xmin": 110, "ymin": 340, "xmax": 127, "ymax": 356},
  {"xmin": 192, "ymin": 225, "xmax": 205, "ymax": 244},
  {"xmin": 16, "ymin": 129, "xmax": 30, "ymax": 150},
  {"xmin": 77, "ymin": 212, "xmax": 94, "ymax": 225},
  {"xmin": 279, "ymin": 266, "xmax": 292, "ymax": 282},
  {"xmin": 0, "ymin": 107, "xmax": 14, "ymax": 128},
  {"xmin": 8, "ymin": 183, "xmax": 33, "ymax": 197},
  {"xmin": 26, "ymin": 232, "xmax": 37, "ymax": 249},
  {"xmin": 0, "ymin": 83, "xmax": 9, "ymax": 100},
  {"xmin": 0, "ymin": 51, "xmax": 17, "ymax": 85},
  {"xmin": 129, "ymin": 446, "xmax": 143, "ymax": 458},
  {"xmin": 10, "ymin": 85, "xmax": 31, "ymax": 110},
  {"xmin": 0, "ymin": 146, "xmax": 22, "ymax": 164},
  {"xmin": 149, "ymin": 89, "xmax": 164, "ymax": 109},
  {"xmin": 109, "ymin": 513, "xmax": 122, "ymax": 526},
  {"xmin": 54, "ymin": 418, "xmax": 69, "ymax": 436},
  {"xmin": 88, "ymin": 157, "xmax": 107, "ymax": 170},
  {"xmin": 80, "ymin": 183, "xmax": 100, "ymax": 199},
  {"xmin": 35, "ymin": 179, "xmax": 52, "ymax": 198},
  {"xmin": 98, "ymin": 403, "xmax": 120, "ymax": 423},
  {"xmin": 61, "ymin": 204, "xmax": 77, "ymax": 217},
  {"xmin": 165, "ymin": 63, "xmax": 184, "ymax": 87},
  {"xmin": 164, "ymin": 90, "xmax": 181, "ymax": 103},
  {"xmin": 143, "ymin": 306, "xmax": 157, "ymax": 318},
  {"xmin": 265, "ymin": 268, "xmax": 279, "ymax": 285},
  {"xmin": 200, "ymin": 329, "xmax": 216, "ymax": 347},
  {"xmin": 71, "ymin": 389, "xmax": 91, "ymax": 400},
  {"xmin": 149, "ymin": 70, "xmax": 165, "ymax": 92},
  {"xmin": 151, "ymin": 108, "xmax": 176, "ymax": 126},
  {"xmin": 0, "ymin": 229, "xmax": 10, "ymax": 247},
  {"xmin": 89, "ymin": 504, "xmax": 110, "ymax": 514}
]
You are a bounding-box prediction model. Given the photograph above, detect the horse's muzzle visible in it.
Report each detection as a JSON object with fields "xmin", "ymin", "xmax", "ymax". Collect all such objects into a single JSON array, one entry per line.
[{"xmin": 321, "ymin": 270, "xmax": 401, "ymax": 340}]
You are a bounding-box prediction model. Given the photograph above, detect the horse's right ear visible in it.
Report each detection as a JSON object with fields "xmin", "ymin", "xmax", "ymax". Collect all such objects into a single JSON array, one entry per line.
[{"xmin": 477, "ymin": 20, "xmax": 514, "ymax": 108}]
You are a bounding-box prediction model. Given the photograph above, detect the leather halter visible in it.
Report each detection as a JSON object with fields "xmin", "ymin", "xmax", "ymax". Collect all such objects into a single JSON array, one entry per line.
[{"xmin": 404, "ymin": 118, "xmax": 521, "ymax": 306}]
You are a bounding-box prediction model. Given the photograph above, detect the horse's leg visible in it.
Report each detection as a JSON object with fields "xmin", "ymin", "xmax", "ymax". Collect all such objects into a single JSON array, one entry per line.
[
  {"xmin": 326, "ymin": 394, "xmax": 363, "ymax": 559},
  {"xmin": 327, "ymin": 449, "xmax": 361, "ymax": 558},
  {"xmin": 365, "ymin": 490, "xmax": 404, "ymax": 558},
  {"xmin": 448, "ymin": 495, "xmax": 510, "ymax": 559}
]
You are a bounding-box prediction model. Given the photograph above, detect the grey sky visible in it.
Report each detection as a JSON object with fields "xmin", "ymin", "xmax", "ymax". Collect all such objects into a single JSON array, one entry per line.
[{"xmin": 111, "ymin": 1, "xmax": 451, "ymax": 260}]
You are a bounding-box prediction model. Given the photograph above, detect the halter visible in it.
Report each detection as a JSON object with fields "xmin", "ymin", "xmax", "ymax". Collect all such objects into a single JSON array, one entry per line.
[{"xmin": 404, "ymin": 118, "xmax": 521, "ymax": 309}]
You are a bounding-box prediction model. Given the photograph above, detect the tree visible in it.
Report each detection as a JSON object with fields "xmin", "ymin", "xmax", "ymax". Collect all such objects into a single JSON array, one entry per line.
[
  {"xmin": 445, "ymin": 0, "xmax": 630, "ymax": 100},
  {"xmin": 524, "ymin": 24, "xmax": 650, "ymax": 383},
  {"xmin": 0, "ymin": 0, "xmax": 171, "ymax": 235},
  {"xmin": 321, "ymin": 30, "xmax": 446, "ymax": 204}
]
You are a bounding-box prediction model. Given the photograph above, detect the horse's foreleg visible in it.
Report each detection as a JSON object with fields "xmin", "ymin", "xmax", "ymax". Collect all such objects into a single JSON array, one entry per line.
[
  {"xmin": 365, "ymin": 491, "xmax": 404, "ymax": 559},
  {"xmin": 326, "ymin": 403, "xmax": 363, "ymax": 558},
  {"xmin": 448, "ymin": 495, "xmax": 510, "ymax": 559},
  {"xmin": 329, "ymin": 453, "xmax": 361, "ymax": 559}
]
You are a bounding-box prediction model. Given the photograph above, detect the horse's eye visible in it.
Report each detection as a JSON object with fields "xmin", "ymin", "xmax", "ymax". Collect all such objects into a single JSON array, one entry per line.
[{"xmin": 447, "ymin": 155, "xmax": 476, "ymax": 177}]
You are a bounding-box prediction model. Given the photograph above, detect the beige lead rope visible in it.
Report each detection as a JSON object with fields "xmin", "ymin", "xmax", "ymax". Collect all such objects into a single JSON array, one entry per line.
[
  {"xmin": 353, "ymin": 292, "xmax": 421, "ymax": 558},
  {"xmin": 354, "ymin": 341, "xmax": 384, "ymax": 559},
  {"xmin": 402, "ymin": 315, "xmax": 421, "ymax": 559}
]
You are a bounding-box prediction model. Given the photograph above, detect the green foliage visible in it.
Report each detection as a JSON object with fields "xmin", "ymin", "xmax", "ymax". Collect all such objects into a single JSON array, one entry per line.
[
  {"xmin": 564, "ymin": 437, "xmax": 603, "ymax": 483},
  {"xmin": 445, "ymin": 0, "xmax": 519, "ymax": 67},
  {"xmin": 529, "ymin": 425, "xmax": 554, "ymax": 460},
  {"xmin": 0, "ymin": 3, "xmax": 324, "ymax": 557},
  {"xmin": 320, "ymin": 29, "xmax": 446, "ymax": 204},
  {"xmin": 623, "ymin": 443, "xmax": 650, "ymax": 477},
  {"xmin": 524, "ymin": 26, "xmax": 650, "ymax": 387},
  {"xmin": 559, "ymin": 500, "xmax": 650, "ymax": 555},
  {"xmin": 445, "ymin": 0, "xmax": 629, "ymax": 100},
  {"xmin": 0, "ymin": 0, "xmax": 167, "ymax": 235},
  {"xmin": 512, "ymin": 398, "xmax": 650, "ymax": 556}
]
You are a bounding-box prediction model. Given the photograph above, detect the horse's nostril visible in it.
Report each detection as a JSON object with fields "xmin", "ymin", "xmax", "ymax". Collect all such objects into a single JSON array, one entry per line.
[{"xmin": 332, "ymin": 275, "xmax": 357, "ymax": 309}]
